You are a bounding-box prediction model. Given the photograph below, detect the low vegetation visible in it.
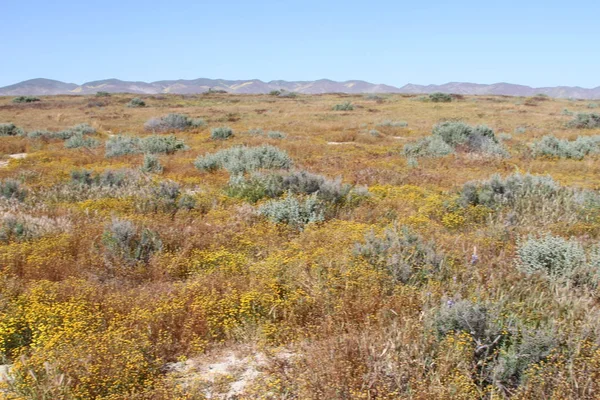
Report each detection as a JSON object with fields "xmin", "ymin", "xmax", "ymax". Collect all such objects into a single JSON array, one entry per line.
[{"xmin": 0, "ymin": 92, "xmax": 599, "ymax": 399}]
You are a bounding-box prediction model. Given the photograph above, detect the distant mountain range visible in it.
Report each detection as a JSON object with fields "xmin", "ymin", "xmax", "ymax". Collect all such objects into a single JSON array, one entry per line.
[{"xmin": 1, "ymin": 78, "xmax": 600, "ymax": 99}]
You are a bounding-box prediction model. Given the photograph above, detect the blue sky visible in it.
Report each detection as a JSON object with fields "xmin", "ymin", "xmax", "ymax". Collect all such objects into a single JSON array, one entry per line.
[{"xmin": 2, "ymin": 0, "xmax": 598, "ymax": 88}]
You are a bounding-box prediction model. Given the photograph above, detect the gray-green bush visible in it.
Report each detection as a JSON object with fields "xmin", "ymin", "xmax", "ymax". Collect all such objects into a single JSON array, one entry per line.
[
  {"xmin": 0, "ymin": 179, "xmax": 26, "ymax": 201},
  {"xmin": 258, "ymin": 193, "xmax": 324, "ymax": 230},
  {"xmin": 144, "ymin": 113, "xmax": 205, "ymax": 132},
  {"xmin": 404, "ymin": 121, "xmax": 508, "ymax": 158},
  {"xmin": 127, "ymin": 98, "xmax": 146, "ymax": 108},
  {"xmin": 64, "ymin": 134, "xmax": 101, "ymax": 149},
  {"xmin": 105, "ymin": 135, "xmax": 187, "ymax": 157},
  {"xmin": 102, "ymin": 218, "xmax": 162, "ymax": 265},
  {"xmin": 141, "ymin": 154, "xmax": 163, "ymax": 174},
  {"xmin": 516, "ymin": 234, "xmax": 587, "ymax": 279},
  {"xmin": 194, "ymin": 145, "xmax": 292, "ymax": 174},
  {"xmin": 354, "ymin": 224, "xmax": 444, "ymax": 284},
  {"xmin": 332, "ymin": 102, "xmax": 354, "ymax": 111},
  {"xmin": 567, "ymin": 113, "xmax": 600, "ymax": 129},
  {"xmin": 12, "ymin": 96, "xmax": 40, "ymax": 104},
  {"xmin": 377, "ymin": 120, "xmax": 408, "ymax": 127},
  {"xmin": 429, "ymin": 92, "xmax": 452, "ymax": 103},
  {"xmin": 530, "ymin": 135, "xmax": 600, "ymax": 159},
  {"xmin": 210, "ymin": 126, "xmax": 234, "ymax": 140},
  {"xmin": 0, "ymin": 123, "xmax": 24, "ymax": 137}
]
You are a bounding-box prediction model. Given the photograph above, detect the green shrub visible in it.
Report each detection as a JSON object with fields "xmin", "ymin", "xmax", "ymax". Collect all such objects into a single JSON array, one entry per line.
[
  {"xmin": 460, "ymin": 173, "xmax": 561, "ymax": 209},
  {"xmin": 105, "ymin": 135, "xmax": 187, "ymax": 157},
  {"xmin": 587, "ymin": 103, "xmax": 599, "ymax": 109},
  {"xmin": 354, "ymin": 224, "xmax": 444, "ymax": 284},
  {"xmin": 279, "ymin": 91, "xmax": 298, "ymax": 98},
  {"xmin": 0, "ymin": 123, "xmax": 25, "ymax": 137},
  {"xmin": 12, "ymin": 96, "xmax": 40, "ymax": 104},
  {"xmin": 70, "ymin": 169, "xmax": 132, "ymax": 188},
  {"xmin": 144, "ymin": 113, "xmax": 205, "ymax": 132},
  {"xmin": 269, "ymin": 90, "xmax": 282, "ymax": 96},
  {"xmin": 126, "ymin": 98, "xmax": 146, "ymax": 108},
  {"xmin": 102, "ymin": 219, "xmax": 162, "ymax": 265},
  {"xmin": 516, "ymin": 234, "xmax": 586, "ymax": 279},
  {"xmin": 567, "ymin": 113, "xmax": 600, "ymax": 129},
  {"xmin": 64, "ymin": 134, "xmax": 101, "ymax": 149},
  {"xmin": 492, "ymin": 328, "xmax": 557, "ymax": 385},
  {"xmin": 210, "ymin": 126, "xmax": 234, "ymax": 140},
  {"xmin": 404, "ymin": 121, "xmax": 508, "ymax": 158},
  {"xmin": 514, "ymin": 126, "xmax": 527, "ymax": 134},
  {"xmin": 141, "ymin": 154, "xmax": 163, "ymax": 174},
  {"xmin": 140, "ymin": 135, "xmax": 188, "ymax": 154},
  {"xmin": 95, "ymin": 91, "xmax": 111, "ymax": 97},
  {"xmin": 434, "ymin": 300, "xmax": 490, "ymax": 341},
  {"xmin": 403, "ymin": 135, "xmax": 455, "ymax": 158},
  {"xmin": 267, "ymin": 131, "xmax": 286, "ymax": 139},
  {"xmin": 0, "ymin": 179, "xmax": 26, "ymax": 201},
  {"xmin": 429, "ymin": 92, "xmax": 452, "ymax": 103},
  {"xmin": 561, "ymin": 108, "xmax": 574, "ymax": 116},
  {"xmin": 25, "ymin": 123, "xmax": 96, "ymax": 140},
  {"xmin": 105, "ymin": 136, "xmax": 140, "ymax": 157},
  {"xmin": 530, "ymin": 135, "xmax": 600, "ymax": 159},
  {"xmin": 258, "ymin": 193, "xmax": 324, "ymax": 229},
  {"xmin": 332, "ymin": 101, "xmax": 354, "ymax": 111},
  {"xmin": 194, "ymin": 145, "xmax": 292, "ymax": 174},
  {"xmin": 377, "ymin": 120, "xmax": 408, "ymax": 127}
]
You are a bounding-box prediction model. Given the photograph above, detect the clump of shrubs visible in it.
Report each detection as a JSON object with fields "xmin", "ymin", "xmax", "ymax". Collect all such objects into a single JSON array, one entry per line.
[
  {"xmin": 105, "ymin": 135, "xmax": 187, "ymax": 158},
  {"xmin": 514, "ymin": 126, "xmax": 527, "ymax": 134},
  {"xmin": 12, "ymin": 96, "xmax": 40, "ymax": 104},
  {"xmin": 516, "ymin": 234, "xmax": 587, "ymax": 280},
  {"xmin": 194, "ymin": 145, "xmax": 292, "ymax": 174},
  {"xmin": 95, "ymin": 91, "xmax": 111, "ymax": 97},
  {"xmin": 70, "ymin": 169, "xmax": 132, "ymax": 188},
  {"xmin": 102, "ymin": 218, "xmax": 162, "ymax": 266},
  {"xmin": 278, "ymin": 91, "xmax": 298, "ymax": 98},
  {"xmin": 226, "ymin": 169, "xmax": 357, "ymax": 207},
  {"xmin": 0, "ymin": 123, "xmax": 25, "ymax": 137},
  {"xmin": 244, "ymin": 128, "xmax": 286, "ymax": 139},
  {"xmin": 354, "ymin": 224, "xmax": 444, "ymax": 284},
  {"xmin": 516, "ymin": 234, "xmax": 600, "ymax": 289},
  {"xmin": 332, "ymin": 101, "xmax": 354, "ymax": 111},
  {"xmin": 65, "ymin": 134, "xmax": 101, "ymax": 149},
  {"xmin": 144, "ymin": 113, "xmax": 205, "ymax": 132},
  {"xmin": 258, "ymin": 194, "xmax": 324, "ymax": 230},
  {"xmin": 377, "ymin": 120, "xmax": 408, "ymax": 128},
  {"xmin": 141, "ymin": 154, "xmax": 163, "ymax": 174},
  {"xmin": 432, "ymin": 299, "xmax": 557, "ymax": 389},
  {"xmin": 567, "ymin": 113, "xmax": 600, "ymax": 129},
  {"xmin": 0, "ymin": 213, "xmax": 70, "ymax": 243},
  {"xmin": 27, "ymin": 123, "xmax": 96, "ymax": 140},
  {"xmin": 429, "ymin": 92, "xmax": 452, "ymax": 103},
  {"xmin": 404, "ymin": 121, "xmax": 508, "ymax": 158},
  {"xmin": 210, "ymin": 126, "xmax": 234, "ymax": 140},
  {"xmin": 126, "ymin": 98, "xmax": 146, "ymax": 108},
  {"xmin": 404, "ymin": 135, "xmax": 455, "ymax": 158},
  {"xmin": 530, "ymin": 135, "xmax": 600, "ymax": 159},
  {"xmin": 460, "ymin": 173, "xmax": 561, "ymax": 209},
  {"xmin": 0, "ymin": 179, "xmax": 27, "ymax": 201}
]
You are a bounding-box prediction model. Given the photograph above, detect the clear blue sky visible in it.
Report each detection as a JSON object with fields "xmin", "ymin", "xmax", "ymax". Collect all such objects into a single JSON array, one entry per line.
[{"xmin": 2, "ymin": 0, "xmax": 598, "ymax": 88}]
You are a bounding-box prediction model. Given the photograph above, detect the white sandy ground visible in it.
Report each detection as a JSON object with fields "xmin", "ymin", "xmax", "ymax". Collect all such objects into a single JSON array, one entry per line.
[
  {"xmin": 0, "ymin": 153, "xmax": 28, "ymax": 168},
  {"xmin": 163, "ymin": 348, "xmax": 294, "ymax": 399}
]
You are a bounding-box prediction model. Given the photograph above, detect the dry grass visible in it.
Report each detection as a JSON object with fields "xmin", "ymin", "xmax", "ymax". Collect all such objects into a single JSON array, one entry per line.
[{"xmin": 0, "ymin": 93, "xmax": 599, "ymax": 398}]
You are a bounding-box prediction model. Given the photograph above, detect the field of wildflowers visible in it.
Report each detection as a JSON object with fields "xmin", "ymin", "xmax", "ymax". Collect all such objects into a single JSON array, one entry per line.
[{"xmin": 0, "ymin": 92, "xmax": 600, "ymax": 398}]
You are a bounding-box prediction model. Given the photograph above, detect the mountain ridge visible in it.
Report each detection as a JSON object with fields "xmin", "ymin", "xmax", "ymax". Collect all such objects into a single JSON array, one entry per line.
[{"xmin": 2, "ymin": 78, "xmax": 600, "ymax": 99}]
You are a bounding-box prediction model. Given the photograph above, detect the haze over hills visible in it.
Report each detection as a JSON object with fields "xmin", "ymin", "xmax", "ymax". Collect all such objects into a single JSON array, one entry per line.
[{"xmin": 2, "ymin": 78, "xmax": 600, "ymax": 99}]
